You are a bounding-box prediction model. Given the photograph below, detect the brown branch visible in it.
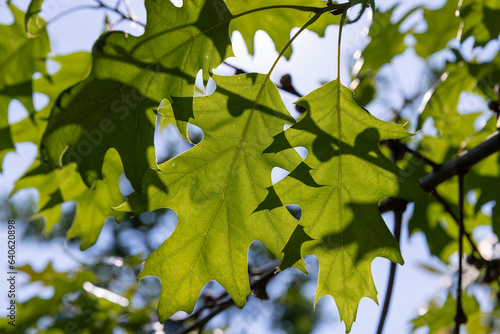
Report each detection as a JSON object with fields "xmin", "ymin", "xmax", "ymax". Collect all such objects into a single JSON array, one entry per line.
[
  {"xmin": 453, "ymin": 174, "xmax": 467, "ymax": 333},
  {"xmin": 175, "ymin": 260, "xmax": 280, "ymax": 334},
  {"xmin": 432, "ymin": 191, "xmax": 481, "ymax": 258},
  {"xmin": 380, "ymin": 139, "xmax": 441, "ymax": 170},
  {"xmin": 376, "ymin": 205, "xmax": 406, "ymax": 334}
]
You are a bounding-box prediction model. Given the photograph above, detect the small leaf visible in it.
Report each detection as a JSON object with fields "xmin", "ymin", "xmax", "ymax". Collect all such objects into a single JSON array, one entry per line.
[
  {"xmin": 0, "ymin": 3, "xmax": 50, "ymax": 170},
  {"xmin": 26, "ymin": 0, "xmax": 45, "ymax": 37},
  {"xmin": 11, "ymin": 52, "xmax": 92, "ymax": 146},
  {"xmin": 418, "ymin": 63, "xmax": 479, "ymax": 133},
  {"xmin": 414, "ymin": 1, "xmax": 461, "ymax": 58},
  {"xmin": 460, "ymin": 0, "xmax": 500, "ymax": 47},
  {"xmin": 412, "ymin": 293, "xmax": 480, "ymax": 334},
  {"xmin": 14, "ymin": 149, "xmax": 124, "ymax": 249},
  {"xmin": 358, "ymin": 5, "xmax": 412, "ymax": 74}
]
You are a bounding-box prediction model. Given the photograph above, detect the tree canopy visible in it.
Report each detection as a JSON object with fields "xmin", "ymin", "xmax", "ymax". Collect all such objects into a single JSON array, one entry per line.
[{"xmin": 1, "ymin": 0, "xmax": 500, "ymax": 333}]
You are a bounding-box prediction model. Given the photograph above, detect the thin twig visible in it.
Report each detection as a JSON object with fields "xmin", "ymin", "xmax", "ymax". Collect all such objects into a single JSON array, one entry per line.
[
  {"xmin": 95, "ymin": 0, "xmax": 145, "ymax": 26},
  {"xmin": 41, "ymin": 1, "xmax": 145, "ymax": 29},
  {"xmin": 432, "ymin": 191, "xmax": 481, "ymax": 258},
  {"xmin": 379, "ymin": 131, "xmax": 500, "ymax": 213},
  {"xmin": 380, "ymin": 140, "xmax": 441, "ymax": 170},
  {"xmin": 453, "ymin": 173, "xmax": 467, "ymax": 333},
  {"xmin": 376, "ymin": 205, "xmax": 406, "ymax": 334},
  {"xmin": 175, "ymin": 260, "xmax": 280, "ymax": 334}
]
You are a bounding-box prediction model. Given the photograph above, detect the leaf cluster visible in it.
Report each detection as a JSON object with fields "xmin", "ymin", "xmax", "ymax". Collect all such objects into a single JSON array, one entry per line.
[{"xmin": 2, "ymin": 0, "xmax": 500, "ymax": 333}]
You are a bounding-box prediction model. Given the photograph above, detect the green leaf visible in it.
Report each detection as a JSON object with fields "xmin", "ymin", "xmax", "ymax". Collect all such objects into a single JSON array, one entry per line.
[
  {"xmin": 227, "ymin": 0, "xmax": 340, "ymax": 59},
  {"xmin": 358, "ymin": 5, "xmax": 411, "ymax": 74},
  {"xmin": 266, "ymin": 79, "xmax": 427, "ymax": 331},
  {"xmin": 41, "ymin": 0, "xmax": 233, "ymax": 190},
  {"xmin": 418, "ymin": 63, "xmax": 479, "ymax": 132},
  {"xmin": 422, "ymin": 112, "xmax": 481, "ymax": 164},
  {"xmin": 116, "ymin": 73, "xmax": 303, "ymax": 321},
  {"xmin": 460, "ymin": 0, "xmax": 500, "ymax": 47},
  {"xmin": 0, "ymin": 127, "xmax": 14, "ymax": 171},
  {"xmin": 466, "ymin": 117, "xmax": 500, "ymax": 236},
  {"xmin": 0, "ymin": 263, "xmax": 94, "ymax": 332},
  {"xmin": 412, "ymin": 292, "xmax": 480, "ymax": 334},
  {"xmin": 408, "ymin": 112, "xmax": 492, "ymax": 262},
  {"xmin": 26, "ymin": 0, "xmax": 45, "ymax": 37},
  {"xmin": 351, "ymin": 74, "xmax": 376, "ymax": 107},
  {"xmin": 452, "ymin": 50, "xmax": 500, "ymax": 100},
  {"xmin": 13, "ymin": 149, "xmax": 124, "ymax": 249},
  {"xmin": 0, "ymin": 3, "xmax": 50, "ymax": 170},
  {"xmin": 414, "ymin": 0, "xmax": 461, "ymax": 58},
  {"xmin": 11, "ymin": 52, "xmax": 92, "ymax": 146},
  {"xmin": 409, "ymin": 178, "xmax": 489, "ymax": 262}
]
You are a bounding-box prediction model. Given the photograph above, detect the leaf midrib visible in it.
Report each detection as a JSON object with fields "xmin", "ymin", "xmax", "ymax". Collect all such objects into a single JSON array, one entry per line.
[{"xmin": 146, "ymin": 78, "xmax": 281, "ymax": 310}]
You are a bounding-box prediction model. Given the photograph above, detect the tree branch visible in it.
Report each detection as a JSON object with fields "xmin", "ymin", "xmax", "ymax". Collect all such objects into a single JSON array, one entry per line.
[
  {"xmin": 380, "ymin": 139, "xmax": 441, "ymax": 170},
  {"xmin": 453, "ymin": 173, "xmax": 467, "ymax": 333},
  {"xmin": 379, "ymin": 131, "xmax": 500, "ymax": 213},
  {"xmin": 376, "ymin": 205, "xmax": 405, "ymax": 334},
  {"xmin": 175, "ymin": 260, "xmax": 280, "ymax": 334},
  {"xmin": 432, "ymin": 191, "xmax": 481, "ymax": 258}
]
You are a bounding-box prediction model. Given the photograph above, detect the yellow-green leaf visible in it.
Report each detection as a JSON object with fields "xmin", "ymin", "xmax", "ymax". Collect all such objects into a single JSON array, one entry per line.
[
  {"xmin": 267, "ymin": 79, "xmax": 427, "ymax": 331},
  {"xmin": 116, "ymin": 73, "xmax": 303, "ymax": 321},
  {"xmin": 41, "ymin": 0, "xmax": 233, "ymax": 190}
]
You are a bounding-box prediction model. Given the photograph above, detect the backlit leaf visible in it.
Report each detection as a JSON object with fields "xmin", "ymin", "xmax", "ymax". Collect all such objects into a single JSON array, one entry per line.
[
  {"xmin": 460, "ymin": 0, "xmax": 500, "ymax": 47},
  {"xmin": 414, "ymin": 0, "xmax": 461, "ymax": 58},
  {"xmin": 26, "ymin": 0, "xmax": 45, "ymax": 37},
  {"xmin": 116, "ymin": 73, "xmax": 303, "ymax": 321},
  {"xmin": 266, "ymin": 78, "xmax": 427, "ymax": 331},
  {"xmin": 13, "ymin": 149, "xmax": 124, "ymax": 249},
  {"xmin": 412, "ymin": 292, "xmax": 480, "ymax": 334},
  {"xmin": 358, "ymin": 5, "xmax": 410, "ymax": 74},
  {"xmin": 11, "ymin": 52, "xmax": 92, "ymax": 146},
  {"xmin": 0, "ymin": 3, "xmax": 50, "ymax": 170},
  {"xmin": 418, "ymin": 62, "xmax": 479, "ymax": 132},
  {"xmin": 41, "ymin": 0, "xmax": 233, "ymax": 190}
]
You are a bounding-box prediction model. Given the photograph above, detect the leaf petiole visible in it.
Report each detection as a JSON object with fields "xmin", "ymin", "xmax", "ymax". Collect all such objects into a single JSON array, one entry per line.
[{"xmin": 229, "ymin": 2, "xmax": 352, "ymax": 22}]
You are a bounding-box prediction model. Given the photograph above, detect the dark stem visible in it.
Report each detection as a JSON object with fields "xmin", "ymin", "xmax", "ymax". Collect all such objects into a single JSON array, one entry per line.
[
  {"xmin": 177, "ymin": 298, "xmax": 234, "ymax": 334},
  {"xmin": 175, "ymin": 260, "xmax": 280, "ymax": 334},
  {"xmin": 376, "ymin": 205, "xmax": 405, "ymax": 334},
  {"xmin": 95, "ymin": 0, "xmax": 145, "ymax": 26},
  {"xmin": 380, "ymin": 140, "xmax": 441, "ymax": 170},
  {"xmin": 453, "ymin": 173, "xmax": 467, "ymax": 334},
  {"xmin": 432, "ymin": 191, "xmax": 481, "ymax": 258},
  {"xmin": 229, "ymin": 2, "xmax": 351, "ymax": 23},
  {"xmin": 379, "ymin": 131, "xmax": 500, "ymax": 214},
  {"xmin": 41, "ymin": 1, "xmax": 145, "ymax": 29}
]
